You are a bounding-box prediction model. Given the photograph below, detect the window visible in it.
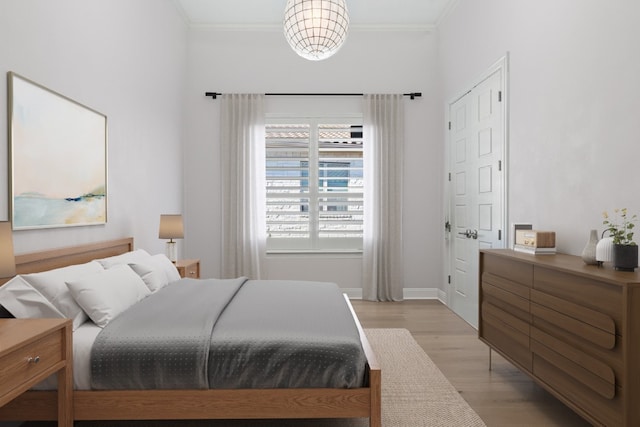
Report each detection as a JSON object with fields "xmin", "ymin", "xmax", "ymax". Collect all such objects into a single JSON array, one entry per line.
[{"xmin": 266, "ymin": 118, "xmax": 363, "ymax": 252}]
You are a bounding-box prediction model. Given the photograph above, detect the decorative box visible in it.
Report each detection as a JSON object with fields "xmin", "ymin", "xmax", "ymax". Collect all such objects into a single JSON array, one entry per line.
[{"xmin": 515, "ymin": 230, "xmax": 556, "ymax": 248}]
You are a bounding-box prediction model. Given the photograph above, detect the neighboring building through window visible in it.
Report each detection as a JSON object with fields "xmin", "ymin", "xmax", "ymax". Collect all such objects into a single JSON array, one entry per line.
[{"xmin": 266, "ymin": 118, "xmax": 363, "ymax": 252}]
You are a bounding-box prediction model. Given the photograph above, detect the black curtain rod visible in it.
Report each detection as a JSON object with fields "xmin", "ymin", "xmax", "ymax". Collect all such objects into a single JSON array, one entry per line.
[{"xmin": 205, "ymin": 92, "xmax": 422, "ymax": 100}]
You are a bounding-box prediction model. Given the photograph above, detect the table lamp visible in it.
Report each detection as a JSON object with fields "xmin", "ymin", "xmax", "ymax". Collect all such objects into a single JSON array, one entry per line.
[{"xmin": 158, "ymin": 214, "xmax": 183, "ymax": 263}]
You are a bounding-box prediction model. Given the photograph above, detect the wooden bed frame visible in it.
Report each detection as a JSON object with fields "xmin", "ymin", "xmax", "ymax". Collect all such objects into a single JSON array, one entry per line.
[{"xmin": 0, "ymin": 238, "xmax": 381, "ymax": 426}]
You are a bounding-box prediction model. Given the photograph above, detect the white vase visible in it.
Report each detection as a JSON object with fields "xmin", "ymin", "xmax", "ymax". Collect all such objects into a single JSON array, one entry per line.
[{"xmin": 581, "ymin": 229, "xmax": 599, "ymax": 265}]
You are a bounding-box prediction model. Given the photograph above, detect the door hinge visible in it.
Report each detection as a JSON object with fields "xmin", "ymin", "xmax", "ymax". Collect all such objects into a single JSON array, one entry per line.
[
  {"xmin": 445, "ymin": 220, "xmax": 451, "ymax": 232},
  {"xmin": 448, "ymin": 275, "xmax": 451, "ymax": 284},
  {"xmin": 498, "ymin": 160, "xmax": 502, "ymax": 171},
  {"xmin": 498, "ymin": 230, "xmax": 502, "ymax": 240},
  {"xmin": 498, "ymin": 91, "xmax": 502, "ymax": 102},
  {"xmin": 448, "ymin": 172, "xmax": 451, "ymax": 181},
  {"xmin": 448, "ymin": 121, "xmax": 451, "ymax": 130}
]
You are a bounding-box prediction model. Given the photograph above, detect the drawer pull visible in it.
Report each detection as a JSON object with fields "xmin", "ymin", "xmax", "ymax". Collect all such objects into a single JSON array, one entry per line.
[
  {"xmin": 189, "ymin": 271, "xmax": 196, "ymax": 276},
  {"xmin": 27, "ymin": 356, "xmax": 40, "ymax": 364}
]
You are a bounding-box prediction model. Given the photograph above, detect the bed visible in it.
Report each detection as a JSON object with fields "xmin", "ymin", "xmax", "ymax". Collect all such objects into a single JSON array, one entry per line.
[{"xmin": 0, "ymin": 238, "xmax": 381, "ymax": 426}]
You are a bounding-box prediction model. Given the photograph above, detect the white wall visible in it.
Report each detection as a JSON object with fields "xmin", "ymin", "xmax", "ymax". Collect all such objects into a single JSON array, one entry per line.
[
  {"xmin": 6, "ymin": 0, "xmax": 632, "ymax": 296},
  {"xmin": 184, "ymin": 29, "xmax": 442, "ymax": 293},
  {"xmin": 0, "ymin": 0, "xmax": 188, "ymax": 255},
  {"xmin": 438, "ymin": 0, "xmax": 640, "ymax": 256}
]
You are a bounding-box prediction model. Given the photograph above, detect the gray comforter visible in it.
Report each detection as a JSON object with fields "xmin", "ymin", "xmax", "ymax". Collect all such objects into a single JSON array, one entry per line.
[{"xmin": 90, "ymin": 278, "xmax": 366, "ymax": 390}]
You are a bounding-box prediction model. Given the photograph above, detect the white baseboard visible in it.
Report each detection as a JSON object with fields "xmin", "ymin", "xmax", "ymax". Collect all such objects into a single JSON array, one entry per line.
[
  {"xmin": 345, "ymin": 288, "xmax": 442, "ymax": 300},
  {"xmin": 403, "ymin": 288, "xmax": 440, "ymax": 299},
  {"xmin": 437, "ymin": 288, "xmax": 448, "ymax": 304},
  {"xmin": 343, "ymin": 288, "xmax": 363, "ymax": 299}
]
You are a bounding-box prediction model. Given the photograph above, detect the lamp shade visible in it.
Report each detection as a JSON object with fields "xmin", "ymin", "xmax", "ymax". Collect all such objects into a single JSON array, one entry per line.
[
  {"xmin": 0, "ymin": 222, "xmax": 16, "ymax": 278},
  {"xmin": 596, "ymin": 237, "xmax": 614, "ymax": 263},
  {"xmin": 283, "ymin": 0, "xmax": 349, "ymax": 61},
  {"xmin": 159, "ymin": 215, "xmax": 184, "ymax": 240}
]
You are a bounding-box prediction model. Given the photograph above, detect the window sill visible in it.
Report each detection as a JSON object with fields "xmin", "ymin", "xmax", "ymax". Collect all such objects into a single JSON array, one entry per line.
[{"xmin": 266, "ymin": 249, "xmax": 363, "ymax": 256}]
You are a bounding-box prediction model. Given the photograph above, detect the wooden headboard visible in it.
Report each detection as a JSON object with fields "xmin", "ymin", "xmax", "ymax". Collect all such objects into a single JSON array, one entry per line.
[{"xmin": 0, "ymin": 237, "xmax": 134, "ymax": 285}]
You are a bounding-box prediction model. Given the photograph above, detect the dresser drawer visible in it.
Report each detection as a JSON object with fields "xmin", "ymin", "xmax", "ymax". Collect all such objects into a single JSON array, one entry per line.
[
  {"xmin": 531, "ymin": 327, "xmax": 616, "ymax": 398},
  {"xmin": 533, "ymin": 267, "xmax": 622, "ymax": 329},
  {"xmin": 531, "ymin": 300, "xmax": 616, "ymax": 350},
  {"xmin": 481, "ymin": 255, "xmax": 533, "ymax": 287},
  {"xmin": 0, "ymin": 329, "xmax": 62, "ymax": 398},
  {"xmin": 482, "ymin": 274, "xmax": 530, "ymax": 323},
  {"xmin": 482, "ymin": 272, "xmax": 531, "ymax": 300},
  {"xmin": 533, "ymin": 354, "xmax": 622, "ymax": 427},
  {"xmin": 481, "ymin": 305, "xmax": 532, "ymax": 372}
]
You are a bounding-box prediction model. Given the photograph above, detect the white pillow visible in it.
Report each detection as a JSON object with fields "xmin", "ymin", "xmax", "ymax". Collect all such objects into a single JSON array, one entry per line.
[
  {"xmin": 66, "ymin": 264, "xmax": 151, "ymax": 328},
  {"xmin": 96, "ymin": 249, "xmax": 152, "ymax": 269},
  {"xmin": 22, "ymin": 261, "xmax": 104, "ymax": 330},
  {"xmin": 0, "ymin": 275, "xmax": 65, "ymax": 319},
  {"xmin": 150, "ymin": 254, "xmax": 181, "ymax": 283},
  {"xmin": 128, "ymin": 262, "xmax": 167, "ymax": 292}
]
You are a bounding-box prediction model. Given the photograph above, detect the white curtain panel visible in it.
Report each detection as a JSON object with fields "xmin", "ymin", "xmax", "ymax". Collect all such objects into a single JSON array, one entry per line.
[
  {"xmin": 220, "ymin": 94, "xmax": 267, "ymax": 279},
  {"xmin": 362, "ymin": 94, "xmax": 405, "ymax": 301}
]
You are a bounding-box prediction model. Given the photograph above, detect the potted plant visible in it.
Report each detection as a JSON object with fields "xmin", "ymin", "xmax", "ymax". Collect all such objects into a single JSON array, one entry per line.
[{"xmin": 603, "ymin": 208, "xmax": 638, "ymax": 271}]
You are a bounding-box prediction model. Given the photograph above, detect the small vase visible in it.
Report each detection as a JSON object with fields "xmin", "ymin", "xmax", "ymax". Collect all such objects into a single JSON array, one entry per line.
[
  {"xmin": 581, "ymin": 229, "xmax": 599, "ymax": 265},
  {"xmin": 613, "ymin": 244, "xmax": 639, "ymax": 272}
]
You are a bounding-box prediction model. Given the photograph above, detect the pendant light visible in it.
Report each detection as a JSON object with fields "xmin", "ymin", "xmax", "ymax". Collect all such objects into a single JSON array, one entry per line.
[{"xmin": 283, "ymin": 0, "xmax": 350, "ymax": 61}]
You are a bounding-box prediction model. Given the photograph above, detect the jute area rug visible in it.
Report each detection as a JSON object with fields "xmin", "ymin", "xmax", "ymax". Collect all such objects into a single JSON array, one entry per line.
[{"xmin": 23, "ymin": 328, "xmax": 486, "ymax": 427}]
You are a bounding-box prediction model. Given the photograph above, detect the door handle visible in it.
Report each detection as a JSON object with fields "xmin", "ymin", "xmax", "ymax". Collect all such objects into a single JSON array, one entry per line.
[{"xmin": 458, "ymin": 229, "xmax": 479, "ymax": 239}]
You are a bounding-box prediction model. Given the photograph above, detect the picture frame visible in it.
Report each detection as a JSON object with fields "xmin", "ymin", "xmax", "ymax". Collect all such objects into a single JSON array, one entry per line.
[{"xmin": 7, "ymin": 72, "xmax": 107, "ymax": 230}]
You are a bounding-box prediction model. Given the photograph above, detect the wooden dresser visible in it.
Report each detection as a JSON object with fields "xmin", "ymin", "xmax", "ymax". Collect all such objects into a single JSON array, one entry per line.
[{"xmin": 479, "ymin": 249, "xmax": 640, "ymax": 427}]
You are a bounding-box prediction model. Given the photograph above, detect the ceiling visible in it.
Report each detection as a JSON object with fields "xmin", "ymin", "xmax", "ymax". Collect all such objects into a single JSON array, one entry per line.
[{"xmin": 174, "ymin": 0, "xmax": 457, "ymax": 30}]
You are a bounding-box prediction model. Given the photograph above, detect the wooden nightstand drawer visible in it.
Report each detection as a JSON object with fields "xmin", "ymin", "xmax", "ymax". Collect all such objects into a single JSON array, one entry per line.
[
  {"xmin": 176, "ymin": 259, "xmax": 200, "ymax": 279},
  {"xmin": 0, "ymin": 329, "xmax": 62, "ymax": 399}
]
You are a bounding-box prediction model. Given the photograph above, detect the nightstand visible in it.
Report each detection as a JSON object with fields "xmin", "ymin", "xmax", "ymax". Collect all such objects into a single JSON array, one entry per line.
[
  {"xmin": 176, "ymin": 259, "xmax": 200, "ymax": 279},
  {"xmin": 0, "ymin": 318, "xmax": 73, "ymax": 427}
]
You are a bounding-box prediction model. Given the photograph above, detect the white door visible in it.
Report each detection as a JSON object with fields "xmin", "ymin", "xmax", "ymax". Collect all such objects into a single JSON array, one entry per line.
[{"xmin": 447, "ymin": 58, "xmax": 507, "ymax": 328}]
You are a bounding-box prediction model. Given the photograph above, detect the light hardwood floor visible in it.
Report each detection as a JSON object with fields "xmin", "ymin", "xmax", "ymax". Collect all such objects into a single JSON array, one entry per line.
[{"xmin": 351, "ymin": 299, "xmax": 592, "ymax": 427}]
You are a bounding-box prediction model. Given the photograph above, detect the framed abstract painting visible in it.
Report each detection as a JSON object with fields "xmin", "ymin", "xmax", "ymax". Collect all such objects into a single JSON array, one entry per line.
[{"xmin": 8, "ymin": 72, "xmax": 107, "ymax": 230}]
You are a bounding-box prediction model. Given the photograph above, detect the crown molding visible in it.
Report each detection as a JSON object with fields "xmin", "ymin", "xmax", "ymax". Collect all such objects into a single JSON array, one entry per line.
[
  {"xmin": 171, "ymin": 0, "xmax": 191, "ymax": 25},
  {"xmin": 174, "ymin": 0, "xmax": 451, "ymax": 33},
  {"xmin": 171, "ymin": 0, "xmax": 450, "ymax": 33},
  {"xmin": 435, "ymin": 0, "xmax": 460, "ymax": 28}
]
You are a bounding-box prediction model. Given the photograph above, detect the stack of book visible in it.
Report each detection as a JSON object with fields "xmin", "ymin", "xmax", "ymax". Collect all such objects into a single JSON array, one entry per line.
[{"xmin": 514, "ymin": 230, "xmax": 556, "ymax": 255}]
